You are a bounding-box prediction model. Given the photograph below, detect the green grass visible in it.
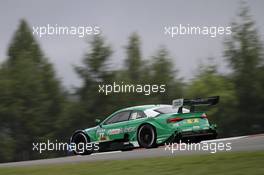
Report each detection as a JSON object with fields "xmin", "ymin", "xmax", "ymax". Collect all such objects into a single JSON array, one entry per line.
[{"xmin": 0, "ymin": 151, "xmax": 264, "ymax": 175}]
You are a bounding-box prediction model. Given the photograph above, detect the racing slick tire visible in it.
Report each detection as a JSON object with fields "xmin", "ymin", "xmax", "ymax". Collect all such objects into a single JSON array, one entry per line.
[
  {"xmin": 70, "ymin": 131, "xmax": 93, "ymax": 155},
  {"xmin": 137, "ymin": 124, "xmax": 157, "ymax": 148}
]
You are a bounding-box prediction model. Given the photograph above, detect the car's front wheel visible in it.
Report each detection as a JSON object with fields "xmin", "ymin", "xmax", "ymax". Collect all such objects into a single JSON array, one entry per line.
[
  {"xmin": 137, "ymin": 124, "xmax": 157, "ymax": 148},
  {"xmin": 70, "ymin": 131, "xmax": 92, "ymax": 155}
]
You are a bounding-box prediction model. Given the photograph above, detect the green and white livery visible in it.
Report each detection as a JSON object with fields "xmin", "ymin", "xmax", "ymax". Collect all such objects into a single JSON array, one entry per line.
[{"xmin": 70, "ymin": 96, "xmax": 219, "ymax": 155}]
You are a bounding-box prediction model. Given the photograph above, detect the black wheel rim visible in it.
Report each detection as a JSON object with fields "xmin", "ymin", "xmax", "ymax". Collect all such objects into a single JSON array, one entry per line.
[
  {"xmin": 72, "ymin": 133, "xmax": 87, "ymax": 154},
  {"xmin": 139, "ymin": 126, "xmax": 154, "ymax": 147}
]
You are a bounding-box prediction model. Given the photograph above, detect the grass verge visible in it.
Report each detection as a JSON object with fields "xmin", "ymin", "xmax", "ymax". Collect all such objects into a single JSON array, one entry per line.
[{"xmin": 0, "ymin": 151, "xmax": 264, "ymax": 175}]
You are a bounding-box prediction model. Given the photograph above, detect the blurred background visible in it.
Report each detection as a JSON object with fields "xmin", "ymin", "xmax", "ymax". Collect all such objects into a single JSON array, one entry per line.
[{"xmin": 0, "ymin": 0, "xmax": 263, "ymax": 163}]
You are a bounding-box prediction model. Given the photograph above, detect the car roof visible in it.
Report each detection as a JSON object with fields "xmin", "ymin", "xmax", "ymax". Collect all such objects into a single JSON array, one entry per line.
[{"xmin": 118, "ymin": 104, "xmax": 171, "ymax": 112}]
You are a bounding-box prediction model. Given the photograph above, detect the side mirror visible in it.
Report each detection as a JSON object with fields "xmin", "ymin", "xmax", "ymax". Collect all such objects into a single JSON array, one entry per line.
[{"xmin": 95, "ymin": 119, "xmax": 101, "ymax": 125}]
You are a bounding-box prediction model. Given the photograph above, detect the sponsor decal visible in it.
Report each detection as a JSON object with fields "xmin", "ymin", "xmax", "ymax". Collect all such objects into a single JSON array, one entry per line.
[
  {"xmin": 107, "ymin": 127, "xmax": 136, "ymax": 135},
  {"xmin": 172, "ymin": 99, "xmax": 183, "ymax": 108},
  {"xmin": 96, "ymin": 128, "xmax": 105, "ymax": 133},
  {"xmin": 108, "ymin": 129, "xmax": 122, "ymax": 135},
  {"xmin": 124, "ymin": 127, "xmax": 136, "ymax": 133}
]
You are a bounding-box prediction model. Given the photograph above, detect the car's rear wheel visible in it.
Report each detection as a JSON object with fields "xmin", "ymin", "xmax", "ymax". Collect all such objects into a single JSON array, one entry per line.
[
  {"xmin": 137, "ymin": 124, "xmax": 157, "ymax": 148},
  {"xmin": 71, "ymin": 131, "xmax": 92, "ymax": 155}
]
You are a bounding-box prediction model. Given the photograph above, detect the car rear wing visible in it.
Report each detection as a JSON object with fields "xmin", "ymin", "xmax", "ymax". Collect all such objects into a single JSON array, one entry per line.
[{"xmin": 172, "ymin": 96, "xmax": 220, "ymax": 113}]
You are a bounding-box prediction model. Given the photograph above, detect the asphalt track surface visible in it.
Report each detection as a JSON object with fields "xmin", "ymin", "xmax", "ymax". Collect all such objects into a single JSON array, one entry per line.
[{"xmin": 0, "ymin": 134, "xmax": 264, "ymax": 167}]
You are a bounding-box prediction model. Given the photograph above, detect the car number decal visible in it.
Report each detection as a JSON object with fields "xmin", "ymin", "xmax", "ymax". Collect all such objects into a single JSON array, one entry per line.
[{"xmin": 99, "ymin": 133, "xmax": 108, "ymax": 141}]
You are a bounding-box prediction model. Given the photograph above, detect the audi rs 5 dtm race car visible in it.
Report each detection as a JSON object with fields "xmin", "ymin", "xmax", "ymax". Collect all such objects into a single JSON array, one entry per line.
[{"xmin": 70, "ymin": 96, "xmax": 219, "ymax": 155}]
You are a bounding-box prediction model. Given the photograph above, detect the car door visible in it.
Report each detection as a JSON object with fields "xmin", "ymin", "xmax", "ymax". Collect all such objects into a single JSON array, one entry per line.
[
  {"xmin": 125, "ymin": 110, "xmax": 147, "ymax": 142},
  {"xmin": 98, "ymin": 111, "xmax": 131, "ymax": 142}
]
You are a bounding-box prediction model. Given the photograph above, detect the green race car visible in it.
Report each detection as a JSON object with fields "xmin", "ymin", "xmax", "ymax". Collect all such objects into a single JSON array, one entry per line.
[{"xmin": 70, "ymin": 96, "xmax": 219, "ymax": 155}]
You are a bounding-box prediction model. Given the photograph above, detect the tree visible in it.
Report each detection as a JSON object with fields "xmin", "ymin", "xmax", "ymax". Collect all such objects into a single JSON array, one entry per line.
[
  {"xmin": 224, "ymin": 3, "xmax": 264, "ymax": 134},
  {"xmin": 124, "ymin": 33, "xmax": 143, "ymax": 82},
  {"xmin": 0, "ymin": 20, "xmax": 65, "ymax": 162},
  {"xmin": 149, "ymin": 47, "xmax": 183, "ymax": 103},
  {"xmin": 74, "ymin": 35, "xmax": 114, "ymax": 128},
  {"xmin": 111, "ymin": 33, "xmax": 147, "ymax": 107},
  {"xmin": 186, "ymin": 63, "xmax": 238, "ymax": 136}
]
